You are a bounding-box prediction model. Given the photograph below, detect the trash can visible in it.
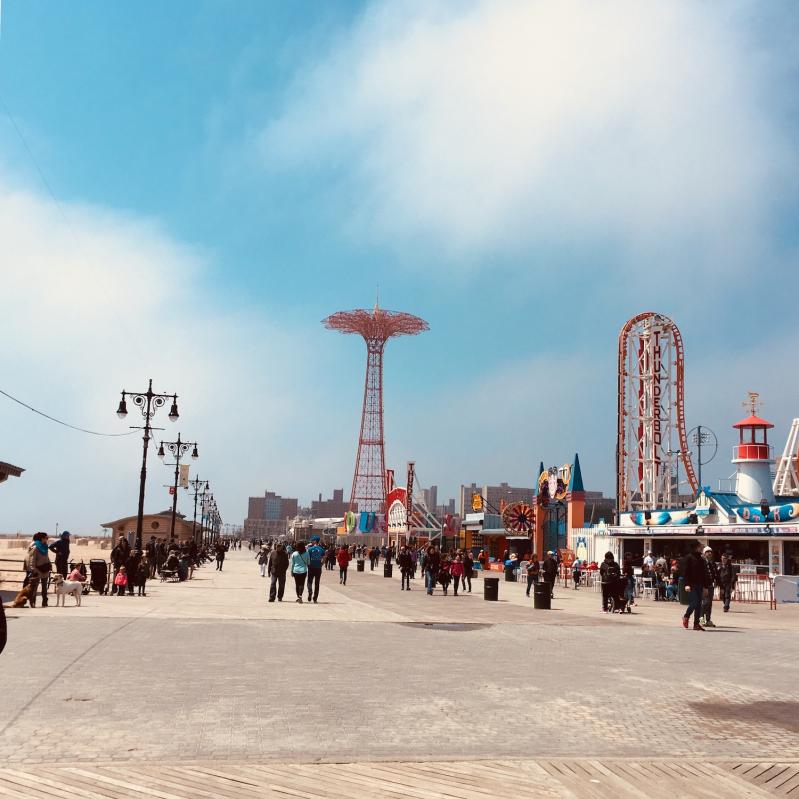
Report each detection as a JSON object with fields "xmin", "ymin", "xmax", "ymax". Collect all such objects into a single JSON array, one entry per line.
[
  {"xmin": 678, "ymin": 577, "xmax": 689, "ymax": 605},
  {"xmin": 383, "ymin": 563, "xmax": 393, "ymax": 578},
  {"xmin": 484, "ymin": 576, "xmax": 499, "ymax": 601},
  {"xmin": 533, "ymin": 581, "xmax": 551, "ymax": 610},
  {"xmin": 504, "ymin": 566, "xmax": 517, "ymax": 582},
  {"xmin": 357, "ymin": 560, "xmax": 365, "ymax": 572}
]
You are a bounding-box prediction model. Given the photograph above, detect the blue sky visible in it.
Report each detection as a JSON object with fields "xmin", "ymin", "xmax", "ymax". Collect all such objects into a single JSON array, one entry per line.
[{"xmin": 1, "ymin": 0, "xmax": 798, "ymax": 532}]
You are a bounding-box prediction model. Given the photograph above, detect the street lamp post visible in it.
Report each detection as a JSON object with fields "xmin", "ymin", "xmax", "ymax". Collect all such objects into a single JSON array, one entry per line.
[
  {"xmin": 202, "ymin": 492, "xmax": 213, "ymax": 547},
  {"xmin": 158, "ymin": 433, "xmax": 199, "ymax": 542},
  {"xmin": 116, "ymin": 379, "xmax": 179, "ymax": 550},
  {"xmin": 189, "ymin": 477, "xmax": 209, "ymax": 547}
]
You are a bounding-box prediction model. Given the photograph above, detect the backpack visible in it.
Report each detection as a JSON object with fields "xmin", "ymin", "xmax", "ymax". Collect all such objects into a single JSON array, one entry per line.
[{"xmin": 308, "ymin": 546, "xmax": 324, "ymax": 568}]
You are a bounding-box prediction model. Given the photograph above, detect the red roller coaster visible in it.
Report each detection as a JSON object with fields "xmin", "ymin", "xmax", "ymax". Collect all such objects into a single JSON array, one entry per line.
[{"xmin": 616, "ymin": 312, "xmax": 698, "ymax": 515}]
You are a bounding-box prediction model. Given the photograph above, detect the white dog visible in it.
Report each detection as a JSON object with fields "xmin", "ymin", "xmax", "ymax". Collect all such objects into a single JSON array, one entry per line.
[{"xmin": 51, "ymin": 574, "xmax": 83, "ymax": 607}]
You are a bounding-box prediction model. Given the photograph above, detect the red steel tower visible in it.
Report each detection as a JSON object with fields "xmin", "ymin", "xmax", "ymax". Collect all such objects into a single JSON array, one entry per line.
[{"xmin": 324, "ymin": 303, "xmax": 428, "ymax": 514}]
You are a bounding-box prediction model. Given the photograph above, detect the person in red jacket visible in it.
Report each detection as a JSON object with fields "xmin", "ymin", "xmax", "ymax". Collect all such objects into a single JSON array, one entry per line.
[
  {"xmin": 337, "ymin": 545, "xmax": 351, "ymax": 585},
  {"xmin": 450, "ymin": 554, "xmax": 465, "ymax": 596}
]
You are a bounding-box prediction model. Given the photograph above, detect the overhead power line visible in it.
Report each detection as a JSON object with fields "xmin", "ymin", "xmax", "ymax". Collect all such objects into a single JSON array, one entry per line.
[{"xmin": 0, "ymin": 388, "xmax": 135, "ymax": 437}]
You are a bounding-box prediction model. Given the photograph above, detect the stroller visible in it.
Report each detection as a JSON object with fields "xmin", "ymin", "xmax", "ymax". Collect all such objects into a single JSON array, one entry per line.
[
  {"xmin": 606, "ymin": 575, "xmax": 630, "ymax": 614},
  {"xmin": 89, "ymin": 559, "xmax": 109, "ymax": 595}
]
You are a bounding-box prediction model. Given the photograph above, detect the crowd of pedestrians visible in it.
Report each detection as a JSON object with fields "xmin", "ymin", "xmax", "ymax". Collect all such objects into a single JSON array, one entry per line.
[{"xmin": 11, "ymin": 530, "xmax": 223, "ymax": 607}]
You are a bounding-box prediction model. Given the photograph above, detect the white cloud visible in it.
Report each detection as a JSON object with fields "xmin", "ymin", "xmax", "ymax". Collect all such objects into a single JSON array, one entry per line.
[
  {"xmin": 0, "ymin": 172, "xmax": 315, "ymax": 533},
  {"xmin": 260, "ymin": 0, "xmax": 796, "ymax": 271}
]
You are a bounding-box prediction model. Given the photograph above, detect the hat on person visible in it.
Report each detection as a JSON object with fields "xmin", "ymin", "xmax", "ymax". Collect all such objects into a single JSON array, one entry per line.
[
  {"xmin": 61, "ymin": 531, "xmax": 71, "ymax": 538},
  {"xmin": 703, "ymin": 546, "xmax": 713, "ymax": 553}
]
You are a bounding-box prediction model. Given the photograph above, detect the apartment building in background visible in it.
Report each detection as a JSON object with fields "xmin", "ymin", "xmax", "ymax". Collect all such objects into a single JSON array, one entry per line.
[{"xmin": 244, "ymin": 490, "xmax": 299, "ymax": 538}]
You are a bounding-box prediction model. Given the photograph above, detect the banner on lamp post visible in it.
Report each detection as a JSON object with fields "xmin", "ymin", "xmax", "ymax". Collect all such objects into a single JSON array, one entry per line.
[{"xmin": 179, "ymin": 464, "xmax": 190, "ymax": 489}]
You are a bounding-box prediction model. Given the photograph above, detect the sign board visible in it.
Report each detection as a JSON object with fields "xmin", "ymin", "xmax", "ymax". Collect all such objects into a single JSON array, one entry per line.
[
  {"xmin": 180, "ymin": 464, "xmax": 190, "ymax": 489},
  {"xmin": 774, "ymin": 576, "xmax": 799, "ymax": 604}
]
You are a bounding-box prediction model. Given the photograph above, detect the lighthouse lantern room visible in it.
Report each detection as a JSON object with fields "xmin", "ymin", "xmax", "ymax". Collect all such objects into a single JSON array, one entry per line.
[{"xmin": 732, "ymin": 392, "xmax": 775, "ymax": 505}]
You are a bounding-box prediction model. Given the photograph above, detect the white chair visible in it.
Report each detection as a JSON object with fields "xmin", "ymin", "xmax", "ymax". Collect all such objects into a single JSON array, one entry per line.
[{"xmin": 641, "ymin": 577, "xmax": 655, "ymax": 599}]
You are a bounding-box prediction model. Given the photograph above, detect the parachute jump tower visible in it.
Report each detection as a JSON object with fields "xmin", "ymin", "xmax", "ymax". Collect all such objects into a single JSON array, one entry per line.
[
  {"xmin": 324, "ymin": 303, "xmax": 428, "ymax": 515},
  {"xmin": 617, "ymin": 312, "xmax": 698, "ymax": 517}
]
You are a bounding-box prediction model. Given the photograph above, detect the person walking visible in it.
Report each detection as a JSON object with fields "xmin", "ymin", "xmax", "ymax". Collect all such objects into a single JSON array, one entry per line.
[
  {"xmin": 337, "ymin": 545, "xmax": 351, "ymax": 585},
  {"xmin": 681, "ymin": 540, "xmax": 711, "ymax": 630},
  {"xmin": 542, "ymin": 551, "xmax": 558, "ymax": 600},
  {"xmin": 718, "ymin": 552, "xmax": 738, "ymax": 613},
  {"xmin": 257, "ymin": 545, "xmax": 269, "ymax": 577},
  {"xmin": 290, "ymin": 542, "xmax": 310, "ymax": 603},
  {"xmin": 599, "ymin": 551, "xmax": 621, "ymax": 612},
  {"xmin": 424, "ymin": 545, "xmax": 440, "ymax": 596},
  {"xmin": 24, "ymin": 532, "xmax": 52, "ymax": 607},
  {"xmin": 398, "ymin": 546, "xmax": 413, "ymax": 590},
  {"xmin": 268, "ymin": 543, "xmax": 289, "ymax": 602},
  {"xmin": 450, "ymin": 554, "xmax": 465, "ymax": 596},
  {"xmin": 438, "ymin": 555, "xmax": 452, "ymax": 596},
  {"xmin": 462, "ymin": 551, "xmax": 474, "ymax": 593},
  {"xmin": 215, "ymin": 541, "xmax": 226, "ymax": 571},
  {"xmin": 525, "ymin": 554, "xmax": 540, "ymax": 597},
  {"xmin": 306, "ymin": 538, "xmax": 325, "ymax": 603},
  {"xmin": 48, "ymin": 531, "xmax": 71, "ymax": 578},
  {"xmin": 701, "ymin": 546, "xmax": 719, "ymax": 627},
  {"xmin": 571, "ymin": 557, "xmax": 582, "ymax": 590}
]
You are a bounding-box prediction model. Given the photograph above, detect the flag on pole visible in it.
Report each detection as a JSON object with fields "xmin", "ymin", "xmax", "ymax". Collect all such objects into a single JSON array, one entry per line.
[{"xmin": 180, "ymin": 464, "xmax": 190, "ymax": 489}]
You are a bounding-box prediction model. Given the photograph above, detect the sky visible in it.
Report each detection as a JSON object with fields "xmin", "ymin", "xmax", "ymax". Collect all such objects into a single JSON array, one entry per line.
[{"xmin": 0, "ymin": 0, "xmax": 798, "ymax": 534}]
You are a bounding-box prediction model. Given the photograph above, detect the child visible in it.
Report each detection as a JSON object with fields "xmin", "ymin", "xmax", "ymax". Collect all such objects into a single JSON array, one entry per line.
[
  {"xmin": 134, "ymin": 558, "xmax": 149, "ymax": 596},
  {"xmin": 68, "ymin": 562, "xmax": 87, "ymax": 583},
  {"xmin": 114, "ymin": 566, "xmax": 128, "ymax": 596},
  {"xmin": 438, "ymin": 557, "xmax": 452, "ymax": 596}
]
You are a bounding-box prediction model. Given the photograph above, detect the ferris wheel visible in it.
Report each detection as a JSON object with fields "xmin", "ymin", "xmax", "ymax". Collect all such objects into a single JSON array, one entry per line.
[{"xmin": 502, "ymin": 502, "xmax": 535, "ymax": 534}]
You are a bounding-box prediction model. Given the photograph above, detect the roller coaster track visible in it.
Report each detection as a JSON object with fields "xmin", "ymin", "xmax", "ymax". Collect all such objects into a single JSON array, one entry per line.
[{"xmin": 617, "ymin": 312, "xmax": 698, "ymax": 516}]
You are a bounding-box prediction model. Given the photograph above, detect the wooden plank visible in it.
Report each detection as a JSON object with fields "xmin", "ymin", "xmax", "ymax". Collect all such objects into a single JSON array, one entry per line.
[
  {"xmin": 64, "ymin": 767, "xmax": 188, "ymax": 799},
  {"xmin": 114, "ymin": 767, "xmax": 253, "ymax": 799},
  {"xmin": 0, "ymin": 769, "xmax": 125, "ymax": 799},
  {"xmin": 773, "ymin": 769, "xmax": 799, "ymax": 794}
]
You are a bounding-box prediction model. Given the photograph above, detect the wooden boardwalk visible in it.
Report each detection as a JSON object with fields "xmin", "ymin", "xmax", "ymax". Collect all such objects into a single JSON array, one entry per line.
[{"xmin": 0, "ymin": 759, "xmax": 795, "ymax": 798}]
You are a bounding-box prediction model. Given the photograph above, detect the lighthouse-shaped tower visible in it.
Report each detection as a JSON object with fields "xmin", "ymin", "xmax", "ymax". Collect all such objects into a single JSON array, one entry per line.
[{"xmin": 732, "ymin": 393, "xmax": 775, "ymax": 505}]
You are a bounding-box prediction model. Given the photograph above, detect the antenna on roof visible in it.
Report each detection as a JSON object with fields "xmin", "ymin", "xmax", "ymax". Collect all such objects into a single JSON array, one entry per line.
[{"xmin": 743, "ymin": 391, "xmax": 762, "ymax": 416}]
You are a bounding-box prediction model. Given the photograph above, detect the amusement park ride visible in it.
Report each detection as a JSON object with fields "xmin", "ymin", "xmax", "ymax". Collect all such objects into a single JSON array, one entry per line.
[
  {"xmin": 324, "ymin": 302, "xmax": 428, "ymax": 526},
  {"xmin": 326, "ymin": 300, "xmax": 799, "ymax": 550},
  {"xmin": 616, "ymin": 312, "xmax": 698, "ymax": 515}
]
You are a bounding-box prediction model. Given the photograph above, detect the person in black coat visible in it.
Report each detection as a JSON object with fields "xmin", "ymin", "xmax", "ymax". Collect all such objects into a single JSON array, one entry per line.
[
  {"xmin": 599, "ymin": 551, "xmax": 621, "ymax": 612},
  {"xmin": 49, "ymin": 531, "xmax": 71, "ymax": 578},
  {"xmin": 267, "ymin": 543, "xmax": 289, "ymax": 602},
  {"xmin": 717, "ymin": 552, "xmax": 738, "ymax": 613},
  {"xmin": 397, "ymin": 546, "xmax": 413, "ymax": 591},
  {"xmin": 542, "ymin": 551, "xmax": 558, "ymax": 599},
  {"xmin": 681, "ymin": 541, "xmax": 711, "ymax": 630},
  {"xmin": 110, "ymin": 535, "xmax": 131, "ymax": 594}
]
